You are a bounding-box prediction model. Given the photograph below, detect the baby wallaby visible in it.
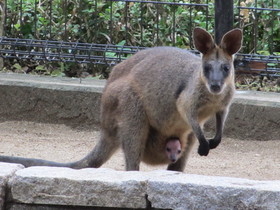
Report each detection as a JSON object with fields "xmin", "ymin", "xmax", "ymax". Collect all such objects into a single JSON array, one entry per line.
[
  {"xmin": 165, "ymin": 138, "xmax": 182, "ymax": 163},
  {"xmin": 0, "ymin": 28, "xmax": 242, "ymax": 171}
]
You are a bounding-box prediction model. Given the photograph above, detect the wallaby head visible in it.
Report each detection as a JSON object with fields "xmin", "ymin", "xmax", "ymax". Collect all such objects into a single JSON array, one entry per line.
[{"xmin": 193, "ymin": 28, "xmax": 243, "ymax": 94}]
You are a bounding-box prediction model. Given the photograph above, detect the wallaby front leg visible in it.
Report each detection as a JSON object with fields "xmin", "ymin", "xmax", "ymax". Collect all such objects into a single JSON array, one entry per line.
[
  {"xmin": 187, "ymin": 113, "xmax": 209, "ymax": 156},
  {"xmin": 209, "ymin": 110, "xmax": 227, "ymax": 149},
  {"xmin": 193, "ymin": 123, "xmax": 209, "ymax": 156}
]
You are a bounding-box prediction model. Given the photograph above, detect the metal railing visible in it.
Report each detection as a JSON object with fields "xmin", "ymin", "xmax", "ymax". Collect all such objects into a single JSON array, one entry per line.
[
  {"xmin": 0, "ymin": 0, "xmax": 279, "ymax": 77},
  {"xmin": 0, "ymin": 37, "xmax": 144, "ymax": 66}
]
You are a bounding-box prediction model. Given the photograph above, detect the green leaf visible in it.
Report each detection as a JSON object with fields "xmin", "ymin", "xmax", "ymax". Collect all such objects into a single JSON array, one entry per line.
[
  {"xmin": 35, "ymin": 65, "xmax": 45, "ymax": 71},
  {"xmin": 14, "ymin": 23, "xmax": 21, "ymax": 31},
  {"xmin": 51, "ymin": 69, "xmax": 64, "ymax": 77},
  {"xmin": 117, "ymin": 40, "xmax": 126, "ymax": 46},
  {"xmin": 12, "ymin": 63, "xmax": 21, "ymax": 70}
]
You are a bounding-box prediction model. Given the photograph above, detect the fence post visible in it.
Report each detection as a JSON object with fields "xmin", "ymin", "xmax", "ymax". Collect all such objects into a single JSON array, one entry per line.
[
  {"xmin": 214, "ymin": 0, "xmax": 234, "ymax": 44},
  {"xmin": 0, "ymin": 0, "xmax": 5, "ymax": 70}
]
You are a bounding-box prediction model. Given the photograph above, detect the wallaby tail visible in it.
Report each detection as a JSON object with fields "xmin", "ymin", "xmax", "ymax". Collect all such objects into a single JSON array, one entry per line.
[
  {"xmin": 68, "ymin": 137, "xmax": 119, "ymax": 169},
  {"xmin": 0, "ymin": 155, "xmax": 74, "ymax": 168},
  {"xmin": 0, "ymin": 135, "xmax": 118, "ymax": 169},
  {"xmin": 0, "ymin": 154, "xmax": 105, "ymax": 169}
]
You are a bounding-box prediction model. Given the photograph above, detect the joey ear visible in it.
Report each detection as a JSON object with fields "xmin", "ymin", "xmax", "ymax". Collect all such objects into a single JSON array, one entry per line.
[
  {"xmin": 220, "ymin": 29, "xmax": 243, "ymax": 55},
  {"xmin": 193, "ymin": 27, "xmax": 215, "ymax": 54}
]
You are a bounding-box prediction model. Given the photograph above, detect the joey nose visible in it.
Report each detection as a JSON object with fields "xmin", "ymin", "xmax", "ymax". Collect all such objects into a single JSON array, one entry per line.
[{"xmin": 171, "ymin": 155, "xmax": 177, "ymax": 163}]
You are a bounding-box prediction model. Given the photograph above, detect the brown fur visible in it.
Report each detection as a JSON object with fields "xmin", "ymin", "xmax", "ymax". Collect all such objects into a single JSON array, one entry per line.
[{"xmin": 0, "ymin": 28, "xmax": 243, "ymax": 171}]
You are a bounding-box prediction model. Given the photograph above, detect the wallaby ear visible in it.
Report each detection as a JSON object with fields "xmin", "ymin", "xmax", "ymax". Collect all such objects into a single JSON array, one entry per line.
[
  {"xmin": 220, "ymin": 29, "xmax": 243, "ymax": 55},
  {"xmin": 193, "ymin": 27, "xmax": 215, "ymax": 54}
]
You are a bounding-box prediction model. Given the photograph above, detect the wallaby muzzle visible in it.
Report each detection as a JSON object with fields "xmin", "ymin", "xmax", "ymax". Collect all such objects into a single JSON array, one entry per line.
[{"xmin": 207, "ymin": 68, "xmax": 227, "ymax": 94}]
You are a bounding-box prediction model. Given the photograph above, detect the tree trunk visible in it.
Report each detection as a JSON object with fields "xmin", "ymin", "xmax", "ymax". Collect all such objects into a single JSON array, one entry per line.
[{"xmin": 214, "ymin": 0, "xmax": 233, "ymax": 44}]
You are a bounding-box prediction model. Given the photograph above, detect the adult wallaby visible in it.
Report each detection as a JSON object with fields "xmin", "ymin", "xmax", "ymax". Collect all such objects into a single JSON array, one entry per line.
[{"xmin": 0, "ymin": 28, "xmax": 242, "ymax": 171}]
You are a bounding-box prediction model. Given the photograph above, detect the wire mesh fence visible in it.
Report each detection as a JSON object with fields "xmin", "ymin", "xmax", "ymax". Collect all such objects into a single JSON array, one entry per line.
[
  {"xmin": 0, "ymin": 37, "xmax": 144, "ymax": 66},
  {"xmin": 0, "ymin": 0, "xmax": 279, "ymax": 77}
]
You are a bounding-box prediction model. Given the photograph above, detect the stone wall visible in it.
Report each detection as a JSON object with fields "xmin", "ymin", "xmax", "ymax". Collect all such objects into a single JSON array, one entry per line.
[
  {"xmin": 0, "ymin": 73, "xmax": 279, "ymax": 140},
  {"xmin": 1, "ymin": 163, "xmax": 280, "ymax": 210}
]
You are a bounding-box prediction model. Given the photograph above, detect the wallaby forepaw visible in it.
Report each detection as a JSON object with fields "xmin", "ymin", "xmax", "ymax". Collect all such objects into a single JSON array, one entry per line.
[
  {"xmin": 209, "ymin": 138, "xmax": 221, "ymax": 149},
  {"xmin": 198, "ymin": 142, "xmax": 209, "ymax": 156}
]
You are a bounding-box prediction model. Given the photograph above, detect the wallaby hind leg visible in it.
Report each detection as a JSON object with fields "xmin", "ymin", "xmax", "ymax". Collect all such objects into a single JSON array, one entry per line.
[
  {"xmin": 70, "ymin": 85, "xmax": 122, "ymax": 169},
  {"xmin": 167, "ymin": 133, "xmax": 195, "ymax": 171},
  {"xmin": 120, "ymin": 118, "xmax": 149, "ymax": 171},
  {"xmin": 118, "ymin": 89, "xmax": 149, "ymax": 171}
]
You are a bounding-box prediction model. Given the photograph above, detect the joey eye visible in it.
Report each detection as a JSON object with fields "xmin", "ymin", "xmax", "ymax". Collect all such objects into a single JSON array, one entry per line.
[
  {"xmin": 178, "ymin": 150, "xmax": 181, "ymax": 154},
  {"xmin": 166, "ymin": 148, "xmax": 171, "ymax": 152}
]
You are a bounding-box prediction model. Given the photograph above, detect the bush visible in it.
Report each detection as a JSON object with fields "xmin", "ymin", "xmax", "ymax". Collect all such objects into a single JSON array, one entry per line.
[{"xmin": 2, "ymin": 0, "xmax": 279, "ymax": 79}]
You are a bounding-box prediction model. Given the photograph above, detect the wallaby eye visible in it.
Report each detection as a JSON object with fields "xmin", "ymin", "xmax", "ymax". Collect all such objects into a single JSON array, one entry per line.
[
  {"xmin": 203, "ymin": 65, "xmax": 212, "ymax": 76},
  {"xmin": 204, "ymin": 65, "xmax": 211, "ymax": 72},
  {"xmin": 166, "ymin": 148, "xmax": 171, "ymax": 152},
  {"xmin": 223, "ymin": 65, "xmax": 230, "ymax": 73},
  {"xmin": 178, "ymin": 150, "xmax": 181, "ymax": 154}
]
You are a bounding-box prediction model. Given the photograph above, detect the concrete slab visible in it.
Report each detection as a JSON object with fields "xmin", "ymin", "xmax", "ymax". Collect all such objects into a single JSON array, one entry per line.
[
  {"xmin": 234, "ymin": 90, "xmax": 280, "ymax": 107},
  {"xmin": 0, "ymin": 73, "xmax": 104, "ymax": 93},
  {"xmin": 0, "ymin": 73, "xmax": 103, "ymax": 125}
]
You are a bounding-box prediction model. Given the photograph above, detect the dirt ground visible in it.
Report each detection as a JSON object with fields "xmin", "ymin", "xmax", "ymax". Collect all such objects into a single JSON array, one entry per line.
[{"xmin": 0, "ymin": 120, "xmax": 279, "ymax": 181}]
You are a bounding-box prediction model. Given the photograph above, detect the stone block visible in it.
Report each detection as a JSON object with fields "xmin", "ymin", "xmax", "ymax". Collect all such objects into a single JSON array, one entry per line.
[
  {"xmin": 147, "ymin": 173, "xmax": 280, "ymax": 210},
  {"xmin": 0, "ymin": 163, "xmax": 24, "ymax": 210},
  {"xmin": 7, "ymin": 166, "xmax": 280, "ymax": 210},
  {"xmin": 9, "ymin": 167, "xmax": 150, "ymax": 209}
]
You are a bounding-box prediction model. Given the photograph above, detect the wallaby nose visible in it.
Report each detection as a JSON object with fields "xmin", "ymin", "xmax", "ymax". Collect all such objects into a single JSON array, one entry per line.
[{"xmin": 210, "ymin": 84, "xmax": 221, "ymax": 93}]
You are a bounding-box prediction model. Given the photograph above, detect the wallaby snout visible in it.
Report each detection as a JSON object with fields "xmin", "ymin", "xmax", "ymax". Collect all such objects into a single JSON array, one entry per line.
[{"xmin": 208, "ymin": 67, "xmax": 228, "ymax": 94}]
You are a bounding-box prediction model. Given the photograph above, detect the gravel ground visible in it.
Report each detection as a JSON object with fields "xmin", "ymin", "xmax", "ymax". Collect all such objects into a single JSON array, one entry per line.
[{"xmin": 0, "ymin": 120, "xmax": 279, "ymax": 180}]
